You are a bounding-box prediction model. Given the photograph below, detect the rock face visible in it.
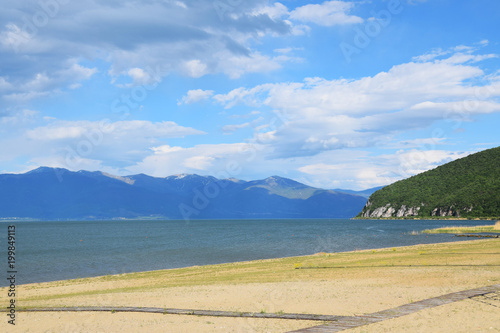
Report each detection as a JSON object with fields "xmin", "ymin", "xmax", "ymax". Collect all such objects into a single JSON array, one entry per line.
[
  {"xmin": 361, "ymin": 201, "xmax": 473, "ymax": 218},
  {"xmin": 396, "ymin": 205, "xmax": 420, "ymax": 217},
  {"xmin": 430, "ymin": 205, "xmax": 473, "ymax": 217},
  {"xmin": 361, "ymin": 202, "xmax": 421, "ymax": 218}
]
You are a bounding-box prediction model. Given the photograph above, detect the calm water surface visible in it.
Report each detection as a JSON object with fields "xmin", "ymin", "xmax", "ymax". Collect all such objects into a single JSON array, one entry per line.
[{"xmin": 0, "ymin": 219, "xmax": 495, "ymax": 286}]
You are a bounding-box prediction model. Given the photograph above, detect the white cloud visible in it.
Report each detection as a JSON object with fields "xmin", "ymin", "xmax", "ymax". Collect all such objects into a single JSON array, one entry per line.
[
  {"xmin": 0, "ymin": 77, "xmax": 12, "ymax": 90},
  {"xmin": 252, "ymin": 3, "xmax": 289, "ymax": 19},
  {"xmin": 393, "ymin": 149, "xmax": 471, "ymax": 177},
  {"xmin": 212, "ymin": 48, "xmax": 500, "ymax": 158},
  {"xmin": 412, "ymin": 48, "xmax": 450, "ymax": 62},
  {"xmin": 289, "ymin": 1, "xmax": 363, "ymax": 26},
  {"xmin": 127, "ymin": 143, "xmax": 263, "ymax": 177},
  {"xmin": 178, "ymin": 89, "xmax": 214, "ymax": 105},
  {"xmin": 0, "ymin": 61, "xmax": 97, "ymax": 104},
  {"xmin": 27, "ymin": 125, "xmax": 87, "ymax": 140},
  {"xmin": 222, "ymin": 116, "xmax": 264, "ymax": 133},
  {"xmin": 126, "ymin": 68, "xmax": 156, "ymax": 86},
  {"xmin": 296, "ymin": 148, "xmax": 473, "ymax": 190},
  {"xmin": 396, "ymin": 137, "xmax": 446, "ymax": 148},
  {"xmin": 9, "ymin": 119, "xmax": 206, "ymax": 172},
  {"xmin": 413, "ymin": 44, "xmax": 497, "ymax": 64},
  {"xmin": 0, "ymin": 109, "xmax": 39, "ymax": 126},
  {"xmin": 228, "ymin": 111, "xmax": 262, "ymax": 119},
  {"xmin": 63, "ymin": 63, "xmax": 98, "ymax": 82},
  {"xmin": 298, "ymin": 163, "xmax": 343, "ymax": 174},
  {"xmin": 289, "ymin": 23, "xmax": 311, "ymax": 36},
  {"xmin": 182, "ymin": 60, "xmax": 208, "ymax": 78},
  {"xmin": 173, "ymin": 1, "xmax": 187, "ymax": 9},
  {"xmin": 213, "ymin": 83, "xmax": 275, "ymax": 109},
  {"xmin": 222, "ymin": 122, "xmax": 251, "ymax": 133},
  {"xmin": 125, "ymin": 143, "xmax": 471, "ymax": 190},
  {"xmin": 215, "ymin": 51, "xmax": 286, "ymax": 79},
  {"xmin": 184, "ymin": 155, "xmax": 215, "ymax": 170},
  {"xmin": 26, "ymin": 120, "xmax": 205, "ymax": 141},
  {"xmin": 409, "ymin": 100, "xmax": 500, "ymax": 114},
  {"xmin": 0, "ymin": 0, "xmax": 295, "ymax": 106},
  {"xmin": 440, "ymin": 53, "xmax": 498, "ymax": 65},
  {"xmin": 3, "ymin": 91, "xmax": 52, "ymax": 103}
]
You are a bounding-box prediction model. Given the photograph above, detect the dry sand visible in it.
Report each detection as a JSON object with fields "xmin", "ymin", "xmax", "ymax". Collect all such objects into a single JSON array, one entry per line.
[{"xmin": 1, "ymin": 238, "xmax": 499, "ymax": 332}]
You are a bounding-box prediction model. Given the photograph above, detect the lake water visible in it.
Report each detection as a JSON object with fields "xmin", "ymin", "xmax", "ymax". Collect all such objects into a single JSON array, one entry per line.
[{"xmin": 0, "ymin": 219, "xmax": 495, "ymax": 286}]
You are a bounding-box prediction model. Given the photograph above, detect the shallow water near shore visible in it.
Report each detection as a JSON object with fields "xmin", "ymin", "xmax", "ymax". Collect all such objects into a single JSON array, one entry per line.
[{"xmin": 0, "ymin": 218, "xmax": 496, "ymax": 286}]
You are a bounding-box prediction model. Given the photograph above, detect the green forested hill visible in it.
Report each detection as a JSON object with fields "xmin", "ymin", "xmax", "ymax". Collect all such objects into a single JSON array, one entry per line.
[{"xmin": 357, "ymin": 146, "xmax": 500, "ymax": 219}]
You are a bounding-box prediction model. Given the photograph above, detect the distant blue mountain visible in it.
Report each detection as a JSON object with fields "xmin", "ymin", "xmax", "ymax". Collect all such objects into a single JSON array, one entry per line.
[{"xmin": 0, "ymin": 167, "xmax": 369, "ymax": 220}]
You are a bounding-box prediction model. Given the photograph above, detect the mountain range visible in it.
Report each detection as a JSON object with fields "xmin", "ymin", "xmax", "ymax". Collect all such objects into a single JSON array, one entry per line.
[{"xmin": 0, "ymin": 167, "xmax": 373, "ymax": 220}]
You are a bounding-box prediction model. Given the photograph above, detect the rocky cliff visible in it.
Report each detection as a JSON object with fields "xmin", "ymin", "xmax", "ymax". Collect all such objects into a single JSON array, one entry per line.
[
  {"xmin": 360, "ymin": 202, "xmax": 474, "ymax": 218},
  {"xmin": 361, "ymin": 202, "xmax": 421, "ymax": 218}
]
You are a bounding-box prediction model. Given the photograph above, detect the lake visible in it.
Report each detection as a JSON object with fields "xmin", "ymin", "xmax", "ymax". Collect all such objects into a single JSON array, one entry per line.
[{"xmin": 0, "ymin": 218, "xmax": 495, "ymax": 286}]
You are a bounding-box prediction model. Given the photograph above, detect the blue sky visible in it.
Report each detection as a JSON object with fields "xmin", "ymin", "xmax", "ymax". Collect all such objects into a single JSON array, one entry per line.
[{"xmin": 1, "ymin": 0, "xmax": 499, "ymax": 190}]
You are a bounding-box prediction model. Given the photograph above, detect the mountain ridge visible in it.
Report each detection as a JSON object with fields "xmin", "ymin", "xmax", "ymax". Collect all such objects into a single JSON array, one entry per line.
[{"xmin": 0, "ymin": 167, "xmax": 373, "ymax": 220}]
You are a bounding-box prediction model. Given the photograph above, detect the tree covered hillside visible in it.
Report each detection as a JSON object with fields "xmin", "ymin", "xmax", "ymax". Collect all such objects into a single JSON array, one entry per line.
[{"xmin": 358, "ymin": 146, "xmax": 500, "ymax": 219}]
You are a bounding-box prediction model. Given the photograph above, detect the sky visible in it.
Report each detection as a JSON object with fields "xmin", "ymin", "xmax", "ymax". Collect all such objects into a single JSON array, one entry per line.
[{"xmin": 1, "ymin": 0, "xmax": 499, "ymax": 190}]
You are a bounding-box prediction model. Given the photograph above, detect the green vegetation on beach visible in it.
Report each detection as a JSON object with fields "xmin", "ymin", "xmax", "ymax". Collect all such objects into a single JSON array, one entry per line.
[{"xmin": 423, "ymin": 221, "xmax": 500, "ymax": 234}]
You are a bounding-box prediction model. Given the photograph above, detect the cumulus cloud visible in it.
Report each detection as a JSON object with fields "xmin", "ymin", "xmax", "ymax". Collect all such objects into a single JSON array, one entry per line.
[
  {"xmin": 62, "ymin": 44, "xmax": 496, "ymax": 189},
  {"xmin": 212, "ymin": 48, "xmax": 500, "ymax": 158},
  {"xmin": 126, "ymin": 142, "xmax": 264, "ymax": 177},
  {"xmin": 0, "ymin": 109, "xmax": 39, "ymax": 126},
  {"xmin": 296, "ymin": 149, "xmax": 473, "ymax": 190},
  {"xmin": 393, "ymin": 149, "xmax": 471, "ymax": 177},
  {"xmin": 26, "ymin": 120, "xmax": 205, "ymax": 142},
  {"xmin": 0, "ymin": 0, "xmax": 298, "ymax": 105},
  {"xmin": 178, "ymin": 89, "xmax": 214, "ymax": 105},
  {"xmin": 0, "ymin": 0, "xmax": 368, "ymax": 107},
  {"xmin": 126, "ymin": 68, "xmax": 158, "ymax": 86},
  {"xmin": 222, "ymin": 122, "xmax": 251, "ymax": 133},
  {"xmin": 0, "ymin": 60, "xmax": 97, "ymax": 105},
  {"xmin": 0, "ymin": 0, "xmax": 372, "ymax": 105},
  {"xmin": 1, "ymin": 119, "xmax": 205, "ymax": 172},
  {"xmin": 123, "ymin": 137, "xmax": 476, "ymax": 190},
  {"xmin": 289, "ymin": 1, "xmax": 363, "ymax": 26}
]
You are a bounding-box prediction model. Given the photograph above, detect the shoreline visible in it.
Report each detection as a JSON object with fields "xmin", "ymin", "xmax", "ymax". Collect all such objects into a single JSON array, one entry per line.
[
  {"xmin": 8, "ymin": 238, "xmax": 492, "ymax": 287},
  {"xmin": 1, "ymin": 238, "xmax": 498, "ymax": 332},
  {"xmin": 6, "ymin": 236, "xmax": 490, "ymax": 288}
]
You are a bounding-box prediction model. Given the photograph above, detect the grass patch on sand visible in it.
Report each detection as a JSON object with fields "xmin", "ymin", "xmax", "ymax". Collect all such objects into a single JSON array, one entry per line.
[{"xmin": 423, "ymin": 221, "xmax": 500, "ymax": 234}]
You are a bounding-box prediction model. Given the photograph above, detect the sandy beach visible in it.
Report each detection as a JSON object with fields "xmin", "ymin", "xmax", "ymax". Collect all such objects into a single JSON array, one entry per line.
[{"xmin": 1, "ymin": 238, "xmax": 499, "ymax": 332}]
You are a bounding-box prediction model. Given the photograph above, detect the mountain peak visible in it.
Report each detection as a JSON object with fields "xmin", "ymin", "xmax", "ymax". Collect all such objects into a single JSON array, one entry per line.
[
  {"xmin": 171, "ymin": 173, "xmax": 190, "ymax": 179},
  {"xmin": 27, "ymin": 166, "xmax": 68, "ymax": 174},
  {"xmin": 265, "ymin": 175, "xmax": 284, "ymax": 181},
  {"xmin": 263, "ymin": 175, "xmax": 309, "ymax": 188}
]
